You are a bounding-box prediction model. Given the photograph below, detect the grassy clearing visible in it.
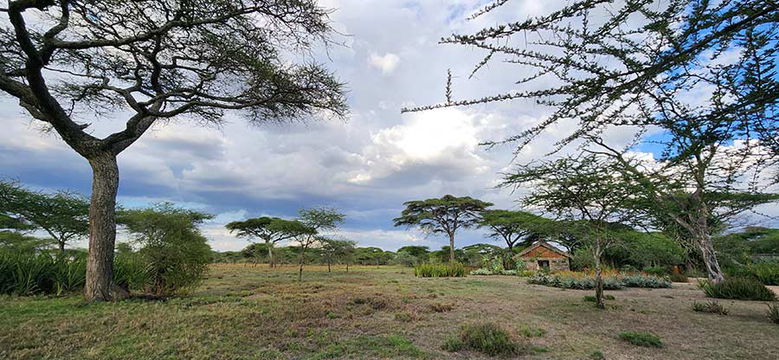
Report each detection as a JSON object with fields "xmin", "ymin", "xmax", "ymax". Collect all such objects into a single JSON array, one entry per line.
[{"xmin": 1, "ymin": 264, "xmax": 779, "ymax": 359}]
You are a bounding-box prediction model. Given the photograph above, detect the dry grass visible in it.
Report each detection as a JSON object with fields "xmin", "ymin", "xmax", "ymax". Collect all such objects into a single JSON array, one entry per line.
[{"xmin": 1, "ymin": 264, "xmax": 778, "ymax": 359}]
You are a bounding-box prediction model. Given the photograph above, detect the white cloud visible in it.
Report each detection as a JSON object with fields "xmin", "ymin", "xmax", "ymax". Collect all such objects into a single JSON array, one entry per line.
[{"xmin": 368, "ymin": 52, "xmax": 400, "ymax": 74}]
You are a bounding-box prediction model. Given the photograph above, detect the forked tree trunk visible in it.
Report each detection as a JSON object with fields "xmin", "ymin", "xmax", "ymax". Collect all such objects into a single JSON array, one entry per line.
[
  {"xmin": 448, "ymin": 232, "xmax": 455, "ymax": 263},
  {"xmin": 84, "ymin": 153, "xmax": 119, "ymax": 301},
  {"xmin": 698, "ymin": 234, "xmax": 725, "ymax": 283}
]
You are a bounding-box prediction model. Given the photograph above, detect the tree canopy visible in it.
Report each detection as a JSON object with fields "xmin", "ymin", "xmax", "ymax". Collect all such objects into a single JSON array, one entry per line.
[
  {"xmin": 479, "ymin": 210, "xmax": 550, "ymax": 250},
  {"xmin": 0, "ymin": 180, "xmax": 89, "ymax": 253},
  {"xmin": 394, "ymin": 195, "xmax": 493, "ymax": 262}
]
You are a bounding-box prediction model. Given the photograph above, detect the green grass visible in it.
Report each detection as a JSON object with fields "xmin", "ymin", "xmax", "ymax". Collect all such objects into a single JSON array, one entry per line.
[
  {"xmin": 619, "ymin": 332, "xmax": 663, "ymax": 348},
  {"xmin": 442, "ymin": 322, "xmax": 525, "ymax": 357},
  {"xmin": 699, "ymin": 277, "xmax": 777, "ymax": 301},
  {"xmin": 1, "ymin": 264, "xmax": 779, "ymax": 359}
]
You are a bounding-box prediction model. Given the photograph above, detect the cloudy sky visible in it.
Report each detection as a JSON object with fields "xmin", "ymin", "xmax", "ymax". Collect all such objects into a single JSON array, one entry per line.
[{"xmin": 1, "ymin": 0, "xmax": 776, "ymax": 251}]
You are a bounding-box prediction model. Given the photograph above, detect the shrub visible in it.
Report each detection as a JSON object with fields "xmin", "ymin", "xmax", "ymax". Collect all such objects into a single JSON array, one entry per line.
[
  {"xmin": 528, "ymin": 271, "xmax": 669, "ymax": 290},
  {"xmin": 414, "ymin": 263, "xmax": 465, "ymax": 277},
  {"xmin": 643, "ymin": 266, "xmax": 669, "ymax": 276},
  {"xmin": 752, "ymin": 262, "xmax": 779, "ymax": 286},
  {"xmin": 699, "ymin": 277, "xmax": 776, "ymax": 301},
  {"xmin": 669, "ymin": 273, "xmax": 688, "ymax": 283},
  {"xmin": 692, "ymin": 301, "xmax": 729, "ymax": 315},
  {"xmin": 621, "ymin": 274, "xmax": 672, "ymax": 288},
  {"xmin": 442, "ymin": 323, "xmax": 525, "ymax": 357},
  {"xmin": 618, "ymin": 332, "xmax": 663, "ymax": 348},
  {"xmin": 768, "ymin": 303, "xmax": 779, "ymax": 324},
  {"xmin": 469, "ymin": 268, "xmax": 493, "ymax": 275}
]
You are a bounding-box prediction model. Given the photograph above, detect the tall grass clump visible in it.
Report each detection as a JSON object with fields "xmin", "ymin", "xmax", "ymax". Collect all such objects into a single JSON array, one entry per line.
[
  {"xmin": 414, "ymin": 263, "xmax": 466, "ymax": 277},
  {"xmin": 442, "ymin": 322, "xmax": 526, "ymax": 357},
  {"xmin": 0, "ymin": 251, "xmax": 89, "ymax": 296},
  {"xmin": 699, "ymin": 277, "xmax": 776, "ymax": 301}
]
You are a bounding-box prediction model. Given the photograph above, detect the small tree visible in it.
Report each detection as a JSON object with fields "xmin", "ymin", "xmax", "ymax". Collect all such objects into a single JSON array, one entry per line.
[
  {"xmin": 118, "ymin": 203, "xmax": 213, "ymax": 296},
  {"xmin": 226, "ymin": 217, "xmax": 309, "ymax": 268},
  {"xmin": 394, "ymin": 195, "xmax": 493, "ymax": 262},
  {"xmin": 297, "ymin": 207, "xmax": 344, "ymax": 281},
  {"xmin": 321, "ymin": 239, "xmax": 356, "ymax": 272},
  {"xmin": 0, "ymin": 180, "xmax": 89, "ymax": 254},
  {"xmin": 504, "ymin": 154, "xmax": 640, "ymax": 309}
]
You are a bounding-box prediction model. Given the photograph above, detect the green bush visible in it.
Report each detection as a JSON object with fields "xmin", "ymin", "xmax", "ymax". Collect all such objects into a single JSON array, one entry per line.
[
  {"xmin": 699, "ymin": 277, "xmax": 776, "ymax": 301},
  {"xmin": 442, "ymin": 323, "xmax": 525, "ymax": 357},
  {"xmin": 527, "ymin": 272, "xmax": 670, "ymax": 290},
  {"xmin": 621, "ymin": 274, "xmax": 672, "ymax": 288},
  {"xmin": 692, "ymin": 301, "xmax": 729, "ymax": 315},
  {"xmin": 618, "ymin": 332, "xmax": 663, "ymax": 348},
  {"xmin": 768, "ymin": 303, "xmax": 779, "ymax": 324},
  {"xmin": 752, "ymin": 262, "xmax": 779, "ymax": 286},
  {"xmin": 414, "ymin": 263, "xmax": 465, "ymax": 277},
  {"xmin": 669, "ymin": 273, "xmax": 688, "ymax": 282},
  {"xmin": 642, "ymin": 266, "xmax": 669, "ymax": 276}
]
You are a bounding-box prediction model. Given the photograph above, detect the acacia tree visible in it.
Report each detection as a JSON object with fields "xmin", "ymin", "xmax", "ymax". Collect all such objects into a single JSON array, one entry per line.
[
  {"xmin": 0, "ymin": 0, "xmax": 346, "ymax": 300},
  {"xmin": 394, "ymin": 195, "xmax": 493, "ymax": 263},
  {"xmin": 479, "ymin": 210, "xmax": 548, "ymax": 252},
  {"xmin": 402, "ymin": 0, "xmax": 778, "ymax": 282},
  {"xmin": 226, "ymin": 217, "xmax": 309, "ymax": 268},
  {"xmin": 297, "ymin": 207, "xmax": 344, "ymax": 281},
  {"xmin": 320, "ymin": 238, "xmax": 356, "ymax": 272},
  {"xmin": 505, "ymin": 154, "xmax": 640, "ymax": 309},
  {"xmin": 0, "ymin": 180, "xmax": 89, "ymax": 253}
]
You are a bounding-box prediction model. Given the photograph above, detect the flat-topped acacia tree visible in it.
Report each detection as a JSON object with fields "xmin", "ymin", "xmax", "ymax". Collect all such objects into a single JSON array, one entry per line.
[
  {"xmin": 226, "ymin": 217, "xmax": 311, "ymax": 268},
  {"xmin": 0, "ymin": 0, "xmax": 346, "ymax": 301},
  {"xmin": 394, "ymin": 195, "xmax": 493, "ymax": 263}
]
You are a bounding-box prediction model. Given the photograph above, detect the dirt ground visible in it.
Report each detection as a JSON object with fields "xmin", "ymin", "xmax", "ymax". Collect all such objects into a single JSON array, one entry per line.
[{"xmin": 1, "ymin": 264, "xmax": 778, "ymax": 359}]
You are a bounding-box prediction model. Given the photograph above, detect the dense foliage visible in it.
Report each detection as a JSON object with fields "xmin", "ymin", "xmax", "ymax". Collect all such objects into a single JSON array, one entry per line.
[
  {"xmin": 528, "ymin": 271, "xmax": 671, "ymax": 290},
  {"xmin": 699, "ymin": 278, "xmax": 776, "ymax": 301},
  {"xmin": 118, "ymin": 204, "xmax": 213, "ymax": 296},
  {"xmin": 414, "ymin": 263, "xmax": 466, "ymax": 278}
]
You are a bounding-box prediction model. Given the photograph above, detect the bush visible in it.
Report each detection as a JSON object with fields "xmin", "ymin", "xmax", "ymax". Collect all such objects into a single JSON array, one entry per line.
[
  {"xmin": 621, "ymin": 274, "xmax": 672, "ymax": 288},
  {"xmin": 699, "ymin": 277, "xmax": 776, "ymax": 301},
  {"xmin": 669, "ymin": 273, "xmax": 688, "ymax": 282},
  {"xmin": 528, "ymin": 271, "xmax": 669, "ymax": 290},
  {"xmin": 414, "ymin": 263, "xmax": 465, "ymax": 277},
  {"xmin": 768, "ymin": 303, "xmax": 779, "ymax": 324},
  {"xmin": 692, "ymin": 301, "xmax": 729, "ymax": 315},
  {"xmin": 752, "ymin": 262, "xmax": 779, "ymax": 286},
  {"xmin": 442, "ymin": 323, "xmax": 525, "ymax": 357},
  {"xmin": 618, "ymin": 332, "xmax": 663, "ymax": 348}
]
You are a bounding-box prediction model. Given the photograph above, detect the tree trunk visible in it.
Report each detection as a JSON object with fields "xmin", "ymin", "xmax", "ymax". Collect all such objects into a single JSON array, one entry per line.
[
  {"xmin": 84, "ymin": 153, "xmax": 119, "ymax": 302},
  {"xmin": 267, "ymin": 241, "xmax": 274, "ymax": 268},
  {"xmin": 327, "ymin": 258, "xmax": 331, "ymax": 272},
  {"xmin": 698, "ymin": 234, "xmax": 725, "ymax": 283},
  {"xmin": 448, "ymin": 232, "xmax": 455, "ymax": 263},
  {"xmin": 593, "ymin": 241, "xmax": 605, "ymax": 310},
  {"xmin": 346, "ymin": 262, "xmax": 349, "ymax": 272},
  {"xmin": 298, "ymin": 247, "xmax": 305, "ymax": 282},
  {"xmin": 58, "ymin": 240, "xmax": 65, "ymax": 254}
]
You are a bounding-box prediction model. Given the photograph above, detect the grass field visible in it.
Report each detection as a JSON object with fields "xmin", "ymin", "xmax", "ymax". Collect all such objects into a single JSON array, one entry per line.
[{"xmin": 2, "ymin": 264, "xmax": 778, "ymax": 359}]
